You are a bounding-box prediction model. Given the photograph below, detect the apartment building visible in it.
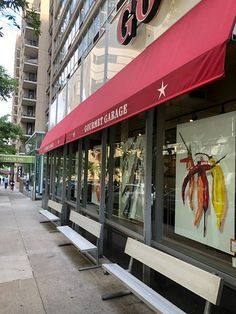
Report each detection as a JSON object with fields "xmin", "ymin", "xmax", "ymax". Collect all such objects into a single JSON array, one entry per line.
[{"xmin": 12, "ymin": 0, "xmax": 49, "ymax": 153}]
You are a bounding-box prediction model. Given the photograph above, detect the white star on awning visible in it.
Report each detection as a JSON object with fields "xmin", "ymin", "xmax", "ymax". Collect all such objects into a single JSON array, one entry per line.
[{"xmin": 158, "ymin": 81, "xmax": 168, "ymax": 99}]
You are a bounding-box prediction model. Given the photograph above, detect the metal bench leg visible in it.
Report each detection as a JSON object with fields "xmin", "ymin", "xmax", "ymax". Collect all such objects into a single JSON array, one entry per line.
[
  {"xmin": 102, "ymin": 289, "xmax": 132, "ymax": 301},
  {"xmin": 204, "ymin": 301, "xmax": 212, "ymax": 314},
  {"xmin": 78, "ymin": 249, "xmax": 101, "ymax": 271},
  {"xmin": 78, "ymin": 264, "xmax": 101, "ymax": 271}
]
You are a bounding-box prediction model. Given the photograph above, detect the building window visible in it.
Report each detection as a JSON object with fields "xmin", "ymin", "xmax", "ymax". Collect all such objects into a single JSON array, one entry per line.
[
  {"xmin": 88, "ymin": 134, "xmax": 102, "ymax": 209},
  {"xmin": 55, "ymin": 148, "xmax": 64, "ymax": 198},
  {"xmin": 154, "ymin": 70, "xmax": 236, "ymax": 277},
  {"xmin": 67, "ymin": 142, "xmax": 79, "ymax": 202},
  {"xmin": 109, "ymin": 114, "xmax": 145, "ymax": 234},
  {"xmin": 28, "ymin": 89, "xmax": 36, "ymax": 99},
  {"xmin": 26, "ymin": 123, "xmax": 33, "ymax": 135}
]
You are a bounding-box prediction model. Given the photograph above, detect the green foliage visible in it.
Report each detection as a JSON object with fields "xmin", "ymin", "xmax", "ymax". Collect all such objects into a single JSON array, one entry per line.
[
  {"xmin": 0, "ymin": 66, "xmax": 16, "ymax": 101},
  {"xmin": 0, "ymin": 115, "xmax": 22, "ymax": 154},
  {"xmin": 0, "ymin": 0, "xmax": 41, "ymax": 37},
  {"xmin": 24, "ymin": 8, "xmax": 41, "ymax": 36}
]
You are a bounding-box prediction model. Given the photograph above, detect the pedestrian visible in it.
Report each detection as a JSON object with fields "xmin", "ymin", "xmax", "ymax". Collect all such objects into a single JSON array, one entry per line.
[
  {"xmin": 10, "ymin": 179, "xmax": 15, "ymax": 191},
  {"xmin": 4, "ymin": 177, "xmax": 8, "ymax": 190}
]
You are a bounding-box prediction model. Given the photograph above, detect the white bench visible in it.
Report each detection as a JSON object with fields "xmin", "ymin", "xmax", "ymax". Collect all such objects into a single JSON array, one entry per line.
[
  {"xmin": 57, "ymin": 210, "xmax": 102, "ymax": 271},
  {"xmin": 102, "ymin": 237, "xmax": 223, "ymax": 314},
  {"xmin": 39, "ymin": 200, "xmax": 62, "ymax": 223}
]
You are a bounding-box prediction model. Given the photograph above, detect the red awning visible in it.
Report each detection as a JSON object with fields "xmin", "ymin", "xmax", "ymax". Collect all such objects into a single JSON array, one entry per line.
[{"xmin": 39, "ymin": 0, "xmax": 236, "ymax": 154}]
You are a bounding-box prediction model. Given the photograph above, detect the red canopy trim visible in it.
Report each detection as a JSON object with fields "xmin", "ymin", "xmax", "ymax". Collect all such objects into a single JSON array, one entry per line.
[{"xmin": 39, "ymin": 0, "xmax": 236, "ymax": 154}]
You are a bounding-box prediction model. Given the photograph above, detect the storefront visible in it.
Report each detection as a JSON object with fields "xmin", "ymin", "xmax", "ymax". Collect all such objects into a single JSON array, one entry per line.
[
  {"xmin": 25, "ymin": 132, "xmax": 45, "ymax": 200},
  {"xmin": 40, "ymin": 0, "xmax": 236, "ymax": 311}
]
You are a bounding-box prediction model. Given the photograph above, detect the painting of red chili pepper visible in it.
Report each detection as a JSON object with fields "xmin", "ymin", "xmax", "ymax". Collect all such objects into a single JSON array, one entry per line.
[
  {"xmin": 175, "ymin": 113, "xmax": 235, "ymax": 255},
  {"xmin": 179, "ymin": 133, "xmax": 227, "ymax": 237},
  {"xmin": 179, "ymin": 132, "xmax": 194, "ymax": 210}
]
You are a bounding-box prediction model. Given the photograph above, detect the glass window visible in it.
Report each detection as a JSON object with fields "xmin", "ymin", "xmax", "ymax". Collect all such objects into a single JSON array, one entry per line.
[
  {"xmin": 86, "ymin": 133, "xmax": 102, "ymax": 213},
  {"xmin": 78, "ymin": 41, "xmax": 83, "ymax": 60},
  {"xmin": 55, "ymin": 148, "xmax": 64, "ymax": 197},
  {"xmin": 57, "ymin": 85, "xmax": 67, "ymax": 123},
  {"xmin": 75, "ymin": 13, "xmax": 80, "ymax": 32},
  {"xmin": 48, "ymin": 153, "xmax": 54, "ymax": 196},
  {"xmin": 67, "ymin": 65, "xmax": 81, "ymax": 112},
  {"xmin": 65, "ymin": 142, "xmax": 78, "ymax": 202},
  {"xmin": 81, "ymin": 35, "xmax": 105, "ymax": 101},
  {"xmin": 49, "ymin": 99, "xmax": 57, "ymax": 129},
  {"xmin": 110, "ymin": 114, "xmax": 145, "ymax": 233},
  {"xmin": 155, "ymin": 68, "xmax": 236, "ymax": 276},
  {"xmin": 88, "ymin": 22, "xmax": 94, "ymax": 45},
  {"xmin": 100, "ymin": 2, "xmax": 108, "ymax": 26},
  {"xmin": 108, "ymin": 0, "xmax": 116, "ymax": 15},
  {"xmin": 81, "ymin": 0, "xmax": 89, "ymax": 21}
]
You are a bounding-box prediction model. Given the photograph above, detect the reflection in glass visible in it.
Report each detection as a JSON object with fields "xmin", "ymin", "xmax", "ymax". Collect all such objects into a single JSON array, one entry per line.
[
  {"xmin": 67, "ymin": 142, "xmax": 78, "ymax": 202},
  {"xmin": 55, "ymin": 149, "xmax": 64, "ymax": 197},
  {"xmin": 49, "ymin": 98, "xmax": 57, "ymax": 129},
  {"xmin": 85, "ymin": 134, "xmax": 102, "ymax": 211},
  {"xmin": 112, "ymin": 116, "xmax": 145, "ymax": 226},
  {"xmin": 57, "ymin": 86, "xmax": 67, "ymax": 123}
]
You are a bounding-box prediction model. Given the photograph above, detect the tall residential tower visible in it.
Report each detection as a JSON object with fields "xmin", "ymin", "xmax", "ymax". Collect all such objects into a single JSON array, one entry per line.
[{"xmin": 12, "ymin": 0, "xmax": 49, "ymax": 153}]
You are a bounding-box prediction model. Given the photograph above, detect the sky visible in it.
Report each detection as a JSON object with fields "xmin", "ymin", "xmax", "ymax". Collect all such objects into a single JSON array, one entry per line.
[{"xmin": 0, "ymin": 21, "xmax": 20, "ymax": 118}]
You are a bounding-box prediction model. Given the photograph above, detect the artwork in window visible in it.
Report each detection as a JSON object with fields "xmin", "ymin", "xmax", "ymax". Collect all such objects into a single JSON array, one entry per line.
[{"xmin": 175, "ymin": 112, "xmax": 236, "ymax": 254}]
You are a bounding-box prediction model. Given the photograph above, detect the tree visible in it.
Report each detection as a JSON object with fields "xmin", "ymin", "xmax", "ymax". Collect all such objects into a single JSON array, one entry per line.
[
  {"xmin": 0, "ymin": 66, "xmax": 16, "ymax": 101},
  {"xmin": 0, "ymin": 115, "xmax": 22, "ymax": 154},
  {"xmin": 0, "ymin": 0, "xmax": 41, "ymax": 37}
]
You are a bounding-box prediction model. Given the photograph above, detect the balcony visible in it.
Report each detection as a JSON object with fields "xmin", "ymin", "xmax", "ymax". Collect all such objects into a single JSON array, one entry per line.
[
  {"xmin": 25, "ymin": 40, "xmax": 38, "ymax": 58},
  {"xmin": 22, "ymin": 94, "xmax": 37, "ymax": 106},
  {"xmin": 23, "ymin": 74, "xmax": 37, "ymax": 89},
  {"xmin": 23, "ymin": 58, "xmax": 38, "ymax": 73},
  {"xmin": 20, "ymin": 112, "xmax": 36, "ymax": 123}
]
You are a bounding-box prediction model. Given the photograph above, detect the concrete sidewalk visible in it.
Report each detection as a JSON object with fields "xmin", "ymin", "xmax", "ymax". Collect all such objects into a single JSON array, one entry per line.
[{"xmin": 0, "ymin": 186, "xmax": 152, "ymax": 314}]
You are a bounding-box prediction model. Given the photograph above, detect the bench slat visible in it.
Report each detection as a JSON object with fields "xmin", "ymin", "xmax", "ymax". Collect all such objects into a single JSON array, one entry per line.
[
  {"xmin": 48, "ymin": 200, "xmax": 62, "ymax": 214},
  {"xmin": 39, "ymin": 209, "xmax": 60, "ymax": 222},
  {"xmin": 57, "ymin": 226, "xmax": 97, "ymax": 251},
  {"xmin": 125, "ymin": 238, "xmax": 222, "ymax": 305},
  {"xmin": 103, "ymin": 263, "xmax": 185, "ymax": 314},
  {"xmin": 70, "ymin": 211, "xmax": 101, "ymax": 239}
]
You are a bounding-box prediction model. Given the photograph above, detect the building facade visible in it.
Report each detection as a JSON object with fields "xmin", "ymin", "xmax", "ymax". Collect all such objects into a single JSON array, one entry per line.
[
  {"xmin": 12, "ymin": 0, "xmax": 49, "ymax": 150},
  {"xmin": 40, "ymin": 0, "xmax": 236, "ymax": 312},
  {"xmin": 11, "ymin": 0, "xmax": 49, "ymax": 197}
]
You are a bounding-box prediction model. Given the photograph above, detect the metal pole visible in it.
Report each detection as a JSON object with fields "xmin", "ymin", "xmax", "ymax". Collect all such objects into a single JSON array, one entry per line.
[
  {"xmin": 51, "ymin": 152, "xmax": 56, "ymax": 200},
  {"xmin": 143, "ymin": 109, "xmax": 154, "ymax": 285},
  {"xmin": 61, "ymin": 145, "xmax": 68, "ymax": 225},
  {"xmin": 107, "ymin": 126, "xmax": 115, "ymax": 219},
  {"xmin": 42, "ymin": 154, "xmax": 49, "ymax": 208},
  {"xmin": 154, "ymin": 106, "xmax": 165, "ymax": 241},
  {"xmin": 99, "ymin": 129, "xmax": 108, "ymax": 256},
  {"xmin": 82, "ymin": 138, "xmax": 89, "ymax": 208},
  {"xmin": 32, "ymin": 155, "xmax": 37, "ymax": 201},
  {"xmin": 76, "ymin": 140, "xmax": 83, "ymax": 212}
]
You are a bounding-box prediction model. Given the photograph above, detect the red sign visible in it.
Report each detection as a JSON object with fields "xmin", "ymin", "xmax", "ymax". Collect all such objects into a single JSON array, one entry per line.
[{"xmin": 117, "ymin": 0, "xmax": 161, "ymax": 45}]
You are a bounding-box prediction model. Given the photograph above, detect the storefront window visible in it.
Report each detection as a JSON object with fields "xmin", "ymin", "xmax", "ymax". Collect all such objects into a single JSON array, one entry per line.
[
  {"xmin": 110, "ymin": 115, "xmax": 145, "ymax": 232},
  {"xmin": 86, "ymin": 133, "xmax": 102, "ymax": 212},
  {"xmin": 156, "ymin": 70, "xmax": 236, "ymax": 275},
  {"xmin": 48, "ymin": 152, "xmax": 54, "ymax": 196},
  {"xmin": 68, "ymin": 142, "xmax": 78, "ymax": 202},
  {"xmin": 55, "ymin": 148, "xmax": 64, "ymax": 198}
]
